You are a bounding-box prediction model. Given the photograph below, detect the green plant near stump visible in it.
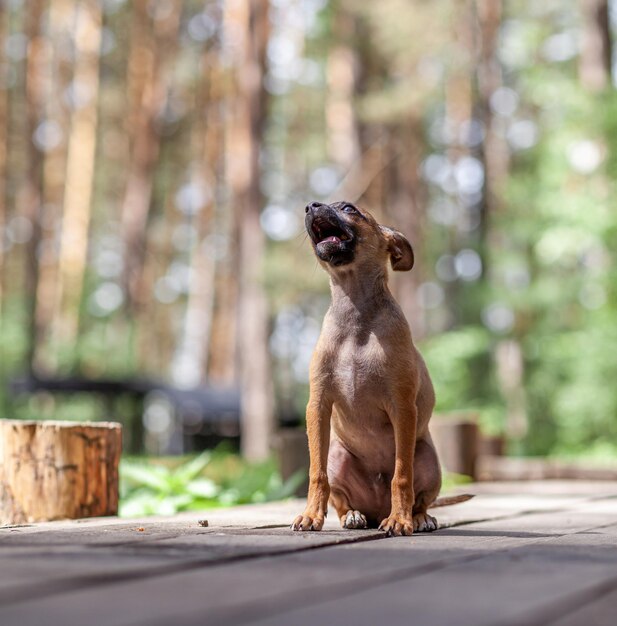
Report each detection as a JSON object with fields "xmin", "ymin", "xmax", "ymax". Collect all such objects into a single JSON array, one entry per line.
[{"xmin": 119, "ymin": 449, "xmax": 306, "ymax": 518}]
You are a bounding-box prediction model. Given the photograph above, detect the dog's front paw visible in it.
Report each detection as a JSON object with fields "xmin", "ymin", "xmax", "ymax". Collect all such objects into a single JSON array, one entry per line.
[
  {"xmin": 379, "ymin": 513, "xmax": 414, "ymax": 537},
  {"xmin": 291, "ymin": 513, "xmax": 325, "ymax": 531}
]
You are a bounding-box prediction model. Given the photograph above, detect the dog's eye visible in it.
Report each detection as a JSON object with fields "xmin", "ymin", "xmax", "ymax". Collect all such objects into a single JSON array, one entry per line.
[{"xmin": 342, "ymin": 204, "xmax": 357, "ymax": 214}]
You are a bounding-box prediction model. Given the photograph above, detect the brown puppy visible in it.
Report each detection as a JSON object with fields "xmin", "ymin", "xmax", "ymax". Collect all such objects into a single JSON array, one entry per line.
[{"xmin": 292, "ymin": 200, "xmax": 449, "ymax": 537}]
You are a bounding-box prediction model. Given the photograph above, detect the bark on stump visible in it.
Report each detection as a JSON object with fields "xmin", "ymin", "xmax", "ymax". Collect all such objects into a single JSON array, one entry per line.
[{"xmin": 0, "ymin": 420, "xmax": 122, "ymax": 525}]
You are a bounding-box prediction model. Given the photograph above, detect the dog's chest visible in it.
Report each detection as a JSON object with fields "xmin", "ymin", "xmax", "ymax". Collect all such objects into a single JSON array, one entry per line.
[{"xmin": 330, "ymin": 334, "xmax": 388, "ymax": 406}]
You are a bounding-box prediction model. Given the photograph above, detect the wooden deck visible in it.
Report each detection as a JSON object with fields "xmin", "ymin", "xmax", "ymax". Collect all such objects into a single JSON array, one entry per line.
[{"xmin": 1, "ymin": 480, "xmax": 616, "ymax": 626}]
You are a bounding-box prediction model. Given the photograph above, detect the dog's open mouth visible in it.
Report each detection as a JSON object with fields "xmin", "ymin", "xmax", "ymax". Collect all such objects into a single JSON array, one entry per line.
[{"xmin": 311, "ymin": 217, "xmax": 351, "ymax": 246}]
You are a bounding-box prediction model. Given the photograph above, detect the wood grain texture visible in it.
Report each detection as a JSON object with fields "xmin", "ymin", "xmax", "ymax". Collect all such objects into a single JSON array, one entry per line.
[
  {"xmin": 0, "ymin": 420, "xmax": 121, "ymax": 524},
  {"xmin": 0, "ymin": 481, "xmax": 615, "ymax": 626}
]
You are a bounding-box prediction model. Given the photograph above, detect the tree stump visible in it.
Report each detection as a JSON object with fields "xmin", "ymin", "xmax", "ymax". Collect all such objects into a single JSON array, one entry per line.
[
  {"xmin": 273, "ymin": 428, "xmax": 309, "ymax": 497},
  {"xmin": 0, "ymin": 420, "xmax": 122, "ymax": 525},
  {"xmin": 431, "ymin": 414, "xmax": 479, "ymax": 480}
]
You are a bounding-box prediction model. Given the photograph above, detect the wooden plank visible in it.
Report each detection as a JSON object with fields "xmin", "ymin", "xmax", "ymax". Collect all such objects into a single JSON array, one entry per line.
[
  {"xmin": 0, "ymin": 480, "xmax": 608, "ymax": 602},
  {"xmin": 243, "ymin": 502, "xmax": 617, "ymax": 626},
  {"xmin": 549, "ymin": 587, "xmax": 617, "ymax": 626},
  {"xmin": 0, "ymin": 524, "xmax": 384, "ymax": 603},
  {"xmin": 3, "ymin": 479, "xmax": 611, "ymax": 543},
  {"xmin": 0, "ymin": 553, "xmax": 185, "ymax": 597},
  {"xmin": 0, "ymin": 492, "xmax": 615, "ymax": 626},
  {"xmin": 478, "ymin": 454, "xmax": 617, "ymax": 481}
]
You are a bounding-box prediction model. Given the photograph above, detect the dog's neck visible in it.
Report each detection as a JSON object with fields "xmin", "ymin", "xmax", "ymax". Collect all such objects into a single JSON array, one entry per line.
[{"xmin": 327, "ymin": 263, "xmax": 394, "ymax": 324}]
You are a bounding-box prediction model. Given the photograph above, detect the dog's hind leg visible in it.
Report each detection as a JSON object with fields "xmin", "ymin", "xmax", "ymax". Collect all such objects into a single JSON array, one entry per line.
[
  {"xmin": 328, "ymin": 439, "xmax": 387, "ymax": 529},
  {"xmin": 332, "ymin": 494, "xmax": 368, "ymax": 530},
  {"xmin": 411, "ymin": 436, "xmax": 442, "ymax": 532}
]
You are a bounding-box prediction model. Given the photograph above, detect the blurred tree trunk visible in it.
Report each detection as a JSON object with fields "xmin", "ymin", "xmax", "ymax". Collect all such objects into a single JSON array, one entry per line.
[
  {"xmin": 199, "ymin": 58, "xmax": 230, "ymax": 383},
  {"xmin": 439, "ymin": 0, "xmax": 475, "ymax": 329},
  {"xmin": 350, "ymin": 17, "xmax": 389, "ymax": 212},
  {"xmin": 21, "ymin": 0, "xmax": 47, "ymax": 372},
  {"xmin": 35, "ymin": 0, "xmax": 75, "ymax": 371},
  {"xmin": 206, "ymin": 63, "xmax": 238, "ymax": 387},
  {"xmin": 579, "ymin": 0, "xmax": 612, "ymax": 91},
  {"xmin": 224, "ymin": 0, "xmax": 273, "ymax": 461},
  {"xmin": 476, "ymin": 0, "xmax": 527, "ymax": 444},
  {"xmin": 476, "ymin": 0, "xmax": 508, "ymax": 226},
  {"xmin": 0, "ymin": 3, "xmax": 8, "ymax": 304},
  {"xmin": 331, "ymin": 10, "xmax": 427, "ymax": 335},
  {"xmin": 325, "ymin": 12, "xmax": 360, "ymax": 174},
  {"xmin": 495, "ymin": 340, "xmax": 528, "ymax": 444},
  {"xmin": 133, "ymin": 138, "xmax": 177, "ymax": 375},
  {"xmin": 475, "ymin": 0, "xmax": 509, "ymax": 288},
  {"xmin": 207, "ymin": 204, "xmax": 239, "ymax": 385},
  {"xmin": 171, "ymin": 48, "xmax": 220, "ymax": 387},
  {"xmin": 52, "ymin": 0, "xmax": 101, "ymax": 353},
  {"xmin": 325, "ymin": 14, "xmax": 389, "ymax": 210},
  {"xmin": 446, "ymin": 2, "xmax": 474, "ymax": 162},
  {"xmin": 120, "ymin": 0, "xmax": 181, "ymax": 312},
  {"xmin": 386, "ymin": 119, "xmax": 428, "ymax": 339}
]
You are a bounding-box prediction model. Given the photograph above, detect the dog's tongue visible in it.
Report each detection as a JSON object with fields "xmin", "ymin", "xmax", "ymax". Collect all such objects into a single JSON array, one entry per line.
[{"xmin": 322, "ymin": 235, "xmax": 340, "ymax": 243}]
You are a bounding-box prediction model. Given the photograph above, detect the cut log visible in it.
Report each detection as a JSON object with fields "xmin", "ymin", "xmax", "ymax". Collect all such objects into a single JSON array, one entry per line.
[
  {"xmin": 0, "ymin": 420, "xmax": 121, "ymax": 525},
  {"xmin": 431, "ymin": 414, "xmax": 479, "ymax": 480},
  {"xmin": 273, "ymin": 428, "xmax": 309, "ymax": 497}
]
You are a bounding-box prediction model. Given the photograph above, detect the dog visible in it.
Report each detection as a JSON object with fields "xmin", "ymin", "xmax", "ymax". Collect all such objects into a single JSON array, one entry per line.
[{"xmin": 292, "ymin": 200, "xmax": 471, "ymax": 537}]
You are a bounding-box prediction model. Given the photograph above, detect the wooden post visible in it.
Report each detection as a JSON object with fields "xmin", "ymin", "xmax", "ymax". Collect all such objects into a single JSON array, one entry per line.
[
  {"xmin": 273, "ymin": 429, "xmax": 309, "ymax": 497},
  {"xmin": 0, "ymin": 420, "xmax": 121, "ymax": 525},
  {"xmin": 431, "ymin": 414, "xmax": 479, "ymax": 480}
]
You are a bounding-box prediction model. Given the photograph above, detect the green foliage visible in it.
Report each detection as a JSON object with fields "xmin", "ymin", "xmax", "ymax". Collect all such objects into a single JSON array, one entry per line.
[
  {"xmin": 119, "ymin": 448, "xmax": 307, "ymax": 517},
  {"xmin": 441, "ymin": 471, "xmax": 474, "ymax": 490},
  {"xmin": 0, "ymin": 292, "xmax": 138, "ymax": 421},
  {"xmin": 523, "ymin": 316, "xmax": 617, "ymax": 457},
  {"xmin": 421, "ymin": 327, "xmax": 492, "ymax": 410},
  {"xmin": 495, "ymin": 37, "xmax": 617, "ymax": 457},
  {"xmin": 120, "ymin": 451, "xmax": 218, "ymax": 517},
  {"xmin": 421, "ymin": 327, "xmax": 504, "ymax": 435}
]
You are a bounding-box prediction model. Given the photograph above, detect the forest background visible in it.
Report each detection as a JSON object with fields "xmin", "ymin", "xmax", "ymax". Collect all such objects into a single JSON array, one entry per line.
[{"xmin": 1, "ymin": 0, "xmax": 616, "ymax": 464}]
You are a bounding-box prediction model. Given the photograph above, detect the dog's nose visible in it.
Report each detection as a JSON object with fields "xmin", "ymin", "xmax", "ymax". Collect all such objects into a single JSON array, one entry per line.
[{"xmin": 305, "ymin": 201, "xmax": 323, "ymax": 214}]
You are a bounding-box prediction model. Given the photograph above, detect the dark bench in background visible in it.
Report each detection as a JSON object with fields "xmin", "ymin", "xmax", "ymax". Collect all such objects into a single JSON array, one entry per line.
[{"xmin": 8, "ymin": 375, "xmax": 244, "ymax": 454}]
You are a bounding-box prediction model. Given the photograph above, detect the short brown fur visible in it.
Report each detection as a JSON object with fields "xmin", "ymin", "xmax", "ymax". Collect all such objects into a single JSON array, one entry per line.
[{"xmin": 292, "ymin": 201, "xmax": 443, "ymax": 536}]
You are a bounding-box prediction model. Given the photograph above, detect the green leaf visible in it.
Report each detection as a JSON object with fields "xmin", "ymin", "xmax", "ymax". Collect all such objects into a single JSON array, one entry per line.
[
  {"xmin": 174, "ymin": 451, "xmax": 212, "ymax": 483},
  {"xmin": 264, "ymin": 469, "xmax": 306, "ymax": 502},
  {"xmin": 119, "ymin": 492, "xmax": 161, "ymax": 517},
  {"xmin": 120, "ymin": 462, "xmax": 171, "ymax": 492},
  {"xmin": 185, "ymin": 478, "xmax": 219, "ymax": 498}
]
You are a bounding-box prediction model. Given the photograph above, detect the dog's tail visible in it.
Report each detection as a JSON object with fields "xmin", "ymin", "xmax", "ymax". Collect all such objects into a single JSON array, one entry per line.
[{"xmin": 429, "ymin": 494, "xmax": 475, "ymax": 508}]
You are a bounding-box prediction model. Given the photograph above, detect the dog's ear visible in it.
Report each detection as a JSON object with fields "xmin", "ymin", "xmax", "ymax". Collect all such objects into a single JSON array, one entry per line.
[{"xmin": 380, "ymin": 226, "xmax": 414, "ymax": 271}]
